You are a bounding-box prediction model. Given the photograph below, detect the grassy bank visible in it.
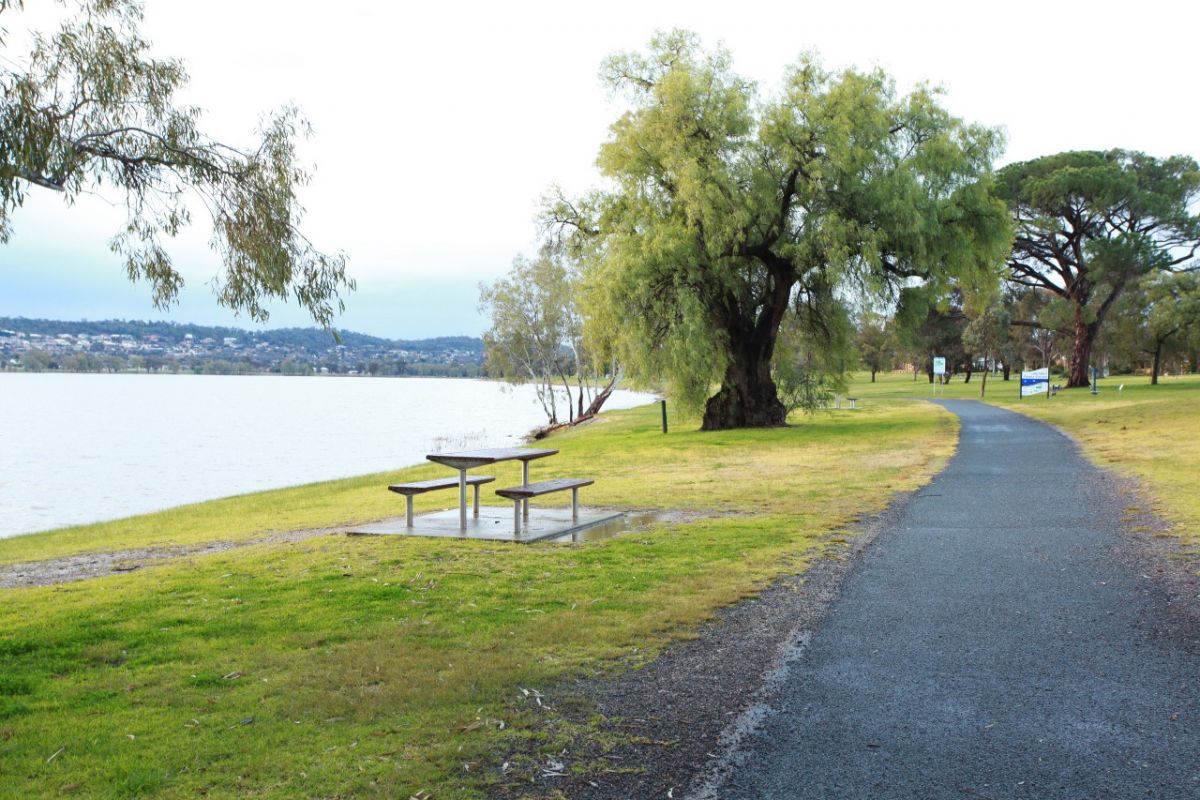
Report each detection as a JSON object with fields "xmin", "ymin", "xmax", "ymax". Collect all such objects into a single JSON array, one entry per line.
[
  {"xmin": 0, "ymin": 400, "xmax": 955, "ymax": 798},
  {"xmin": 848, "ymin": 370, "xmax": 1200, "ymax": 549}
]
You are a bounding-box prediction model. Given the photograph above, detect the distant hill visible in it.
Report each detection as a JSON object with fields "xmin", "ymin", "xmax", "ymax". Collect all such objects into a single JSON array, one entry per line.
[
  {"xmin": 0, "ymin": 317, "xmax": 484, "ymax": 377},
  {"xmin": 0, "ymin": 317, "xmax": 483, "ymax": 356}
]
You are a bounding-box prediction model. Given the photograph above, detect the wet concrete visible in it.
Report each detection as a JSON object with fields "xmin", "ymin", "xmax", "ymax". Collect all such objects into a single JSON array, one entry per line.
[
  {"xmin": 543, "ymin": 510, "xmax": 679, "ymax": 544},
  {"xmin": 345, "ymin": 506, "xmax": 624, "ymax": 543}
]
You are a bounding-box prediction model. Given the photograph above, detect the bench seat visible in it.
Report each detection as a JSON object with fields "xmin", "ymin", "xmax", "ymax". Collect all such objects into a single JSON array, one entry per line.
[
  {"xmin": 494, "ymin": 478, "xmax": 594, "ymax": 499},
  {"xmin": 388, "ymin": 475, "xmax": 495, "ymax": 496},
  {"xmin": 388, "ymin": 475, "xmax": 495, "ymax": 526},
  {"xmin": 495, "ymin": 478, "xmax": 594, "ymax": 536}
]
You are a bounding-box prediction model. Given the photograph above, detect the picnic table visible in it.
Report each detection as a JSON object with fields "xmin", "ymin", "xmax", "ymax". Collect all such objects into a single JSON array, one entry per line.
[{"xmin": 425, "ymin": 447, "xmax": 558, "ymax": 530}]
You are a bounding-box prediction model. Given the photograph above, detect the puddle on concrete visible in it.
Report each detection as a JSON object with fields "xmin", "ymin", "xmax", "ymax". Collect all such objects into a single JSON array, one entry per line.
[{"xmin": 543, "ymin": 510, "xmax": 678, "ymax": 544}]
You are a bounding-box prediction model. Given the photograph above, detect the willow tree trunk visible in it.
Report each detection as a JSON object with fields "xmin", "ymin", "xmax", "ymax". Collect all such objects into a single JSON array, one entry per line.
[
  {"xmin": 701, "ymin": 274, "xmax": 792, "ymax": 430},
  {"xmin": 702, "ymin": 363, "xmax": 786, "ymax": 429},
  {"xmin": 702, "ymin": 329, "xmax": 786, "ymax": 430},
  {"xmin": 1151, "ymin": 341, "xmax": 1163, "ymax": 385}
]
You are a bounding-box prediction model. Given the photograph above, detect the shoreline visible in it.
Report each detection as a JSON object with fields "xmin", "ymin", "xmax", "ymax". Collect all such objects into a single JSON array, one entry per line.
[{"xmin": 1, "ymin": 376, "xmax": 656, "ymax": 542}]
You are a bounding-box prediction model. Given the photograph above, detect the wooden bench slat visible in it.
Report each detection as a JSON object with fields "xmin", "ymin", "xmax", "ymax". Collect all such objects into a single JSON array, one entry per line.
[
  {"xmin": 495, "ymin": 478, "xmax": 594, "ymax": 500},
  {"xmin": 388, "ymin": 475, "xmax": 495, "ymax": 496}
]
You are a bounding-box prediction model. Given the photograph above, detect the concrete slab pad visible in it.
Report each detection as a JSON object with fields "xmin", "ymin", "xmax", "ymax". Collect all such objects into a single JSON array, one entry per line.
[{"xmin": 345, "ymin": 505, "xmax": 623, "ymax": 544}]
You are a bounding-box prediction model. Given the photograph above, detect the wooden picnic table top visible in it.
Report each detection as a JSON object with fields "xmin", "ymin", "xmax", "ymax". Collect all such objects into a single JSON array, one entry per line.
[{"xmin": 425, "ymin": 447, "xmax": 559, "ymax": 471}]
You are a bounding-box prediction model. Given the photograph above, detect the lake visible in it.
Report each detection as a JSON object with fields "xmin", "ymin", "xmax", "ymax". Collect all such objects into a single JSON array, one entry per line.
[{"xmin": 0, "ymin": 373, "xmax": 655, "ymax": 539}]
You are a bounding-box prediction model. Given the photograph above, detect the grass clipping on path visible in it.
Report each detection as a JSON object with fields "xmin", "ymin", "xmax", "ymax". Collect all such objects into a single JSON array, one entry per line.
[
  {"xmin": 849, "ymin": 370, "xmax": 1200, "ymax": 550},
  {"xmin": 0, "ymin": 401, "xmax": 955, "ymax": 798}
]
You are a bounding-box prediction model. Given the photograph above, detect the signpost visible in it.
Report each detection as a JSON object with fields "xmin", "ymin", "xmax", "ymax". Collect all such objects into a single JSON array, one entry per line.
[
  {"xmin": 1020, "ymin": 367, "xmax": 1050, "ymax": 398},
  {"xmin": 931, "ymin": 356, "xmax": 947, "ymax": 396}
]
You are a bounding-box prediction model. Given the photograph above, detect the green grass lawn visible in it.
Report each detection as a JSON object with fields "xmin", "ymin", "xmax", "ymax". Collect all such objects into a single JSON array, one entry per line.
[
  {"xmin": 849, "ymin": 369, "xmax": 1200, "ymax": 550},
  {"xmin": 0, "ymin": 400, "xmax": 956, "ymax": 798}
]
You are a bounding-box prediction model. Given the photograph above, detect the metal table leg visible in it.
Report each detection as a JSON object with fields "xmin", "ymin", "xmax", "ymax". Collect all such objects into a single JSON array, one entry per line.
[
  {"xmin": 458, "ymin": 469, "xmax": 467, "ymax": 531},
  {"xmin": 522, "ymin": 459, "xmax": 530, "ymax": 521}
]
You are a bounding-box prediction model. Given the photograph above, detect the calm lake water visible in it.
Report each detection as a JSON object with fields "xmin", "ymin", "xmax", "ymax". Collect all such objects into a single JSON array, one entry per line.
[{"xmin": 0, "ymin": 373, "xmax": 654, "ymax": 539}]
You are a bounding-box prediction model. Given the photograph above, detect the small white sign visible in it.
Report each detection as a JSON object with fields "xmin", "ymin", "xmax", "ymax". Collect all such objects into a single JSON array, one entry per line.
[
  {"xmin": 1020, "ymin": 367, "xmax": 1050, "ymax": 397},
  {"xmin": 933, "ymin": 357, "xmax": 946, "ymax": 375}
]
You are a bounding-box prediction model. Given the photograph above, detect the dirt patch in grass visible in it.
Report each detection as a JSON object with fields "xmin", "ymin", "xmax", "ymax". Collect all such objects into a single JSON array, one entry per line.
[
  {"xmin": 0, "ymin": 510, "xmax": 718, "ymax": 589},
  {"xmin": 0, "ymin": 527, "xmax": 340, "ymax": 588}
]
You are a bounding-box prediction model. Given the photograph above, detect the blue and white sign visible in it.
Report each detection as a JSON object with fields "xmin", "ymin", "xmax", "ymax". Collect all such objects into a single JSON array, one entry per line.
[
  {"xmin": 933, "ymin": 357, "xmax": 946, "ymax": 376},
  {"xmin": 1020, "ymin": 367, "xmax": 1050, "ymax": 397}
]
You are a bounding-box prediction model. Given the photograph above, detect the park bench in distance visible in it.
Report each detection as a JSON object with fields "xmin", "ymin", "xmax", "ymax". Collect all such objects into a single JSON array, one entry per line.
[
  {"xmin": 388, "ymin": 475, "xmax": 495, "ymax": 527},
  {"xmin": 495, "ymin": 478, "xmax": 594, "ymax": 536}
]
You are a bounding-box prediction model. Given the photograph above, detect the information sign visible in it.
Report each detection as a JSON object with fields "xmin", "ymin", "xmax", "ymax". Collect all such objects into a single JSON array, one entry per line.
[
  {"xmin": 933, "ymin": 357, "xmax": 946, "ymax": 376},
  {"xmin": 1020, "ymin": 367, "xmax": 1049, "ymax": 398}
]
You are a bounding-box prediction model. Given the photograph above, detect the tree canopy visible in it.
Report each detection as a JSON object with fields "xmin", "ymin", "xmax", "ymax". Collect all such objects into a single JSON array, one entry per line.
[
  {"xmin": 549, "ymin": 31, "xmax": 1011, "ymax": 429},
  {"xmin": 479, "ymin": 247, "xmax": 615, "ymax": 426},
  {"xmin": 893, "ymin": 286, "xmax": 970, "ymax": 383},
  {"xmin": 0, "ymin": 0, "xmax": 349, "ymax": 326},
  {"xmin": 855, "ymin": 312, "xmax": 896, "ymax": 383},
  {"xmin": 1104, "ymin": 273, "xmax": 1200, "ymax": 384},
  {"xmin": 995, "ymin": 149, "xmax": 1200, "ymax": 387}
]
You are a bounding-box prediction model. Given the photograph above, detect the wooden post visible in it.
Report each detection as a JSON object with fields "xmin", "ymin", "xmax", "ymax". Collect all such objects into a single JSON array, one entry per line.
[
  {"xmin": 406, "ymin": 496, "xmax": 414, "ymax": 528},
  {"xmin": 661, "ymin": 399, "xmax": 668, "ymax": 434},
  {"xmin": 571, "ymin": 487, "xmax": 579, "ymax": 522}
]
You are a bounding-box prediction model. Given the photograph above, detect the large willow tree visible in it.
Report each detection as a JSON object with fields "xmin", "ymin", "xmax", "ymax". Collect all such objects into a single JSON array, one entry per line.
[{"xmin": 551, "ymin": 32, "xmax": 1010, "ymax": 429}]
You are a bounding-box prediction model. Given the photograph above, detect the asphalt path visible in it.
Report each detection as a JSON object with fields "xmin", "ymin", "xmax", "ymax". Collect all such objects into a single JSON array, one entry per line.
[{"xmin": 712, "ymin": 400, "xmax": 1199, "ymax": 799}]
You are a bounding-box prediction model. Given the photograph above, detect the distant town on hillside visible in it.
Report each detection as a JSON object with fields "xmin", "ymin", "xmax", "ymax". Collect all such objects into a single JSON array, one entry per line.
[{"xmin": 0, "ymin": 318, "xmax": 484, "ymax": 377}]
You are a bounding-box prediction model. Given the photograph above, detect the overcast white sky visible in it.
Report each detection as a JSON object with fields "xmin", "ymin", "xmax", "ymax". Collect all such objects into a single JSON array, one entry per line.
[{"xmin": 2, "ymin": 0, "xmax": 1198, "ymax": 337}]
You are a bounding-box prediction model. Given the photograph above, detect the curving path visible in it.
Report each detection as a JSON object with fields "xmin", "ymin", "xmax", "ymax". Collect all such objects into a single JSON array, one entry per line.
[{"xmin": 712, "ymin": 400, "xmax": 1199, "ymax": 799}]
